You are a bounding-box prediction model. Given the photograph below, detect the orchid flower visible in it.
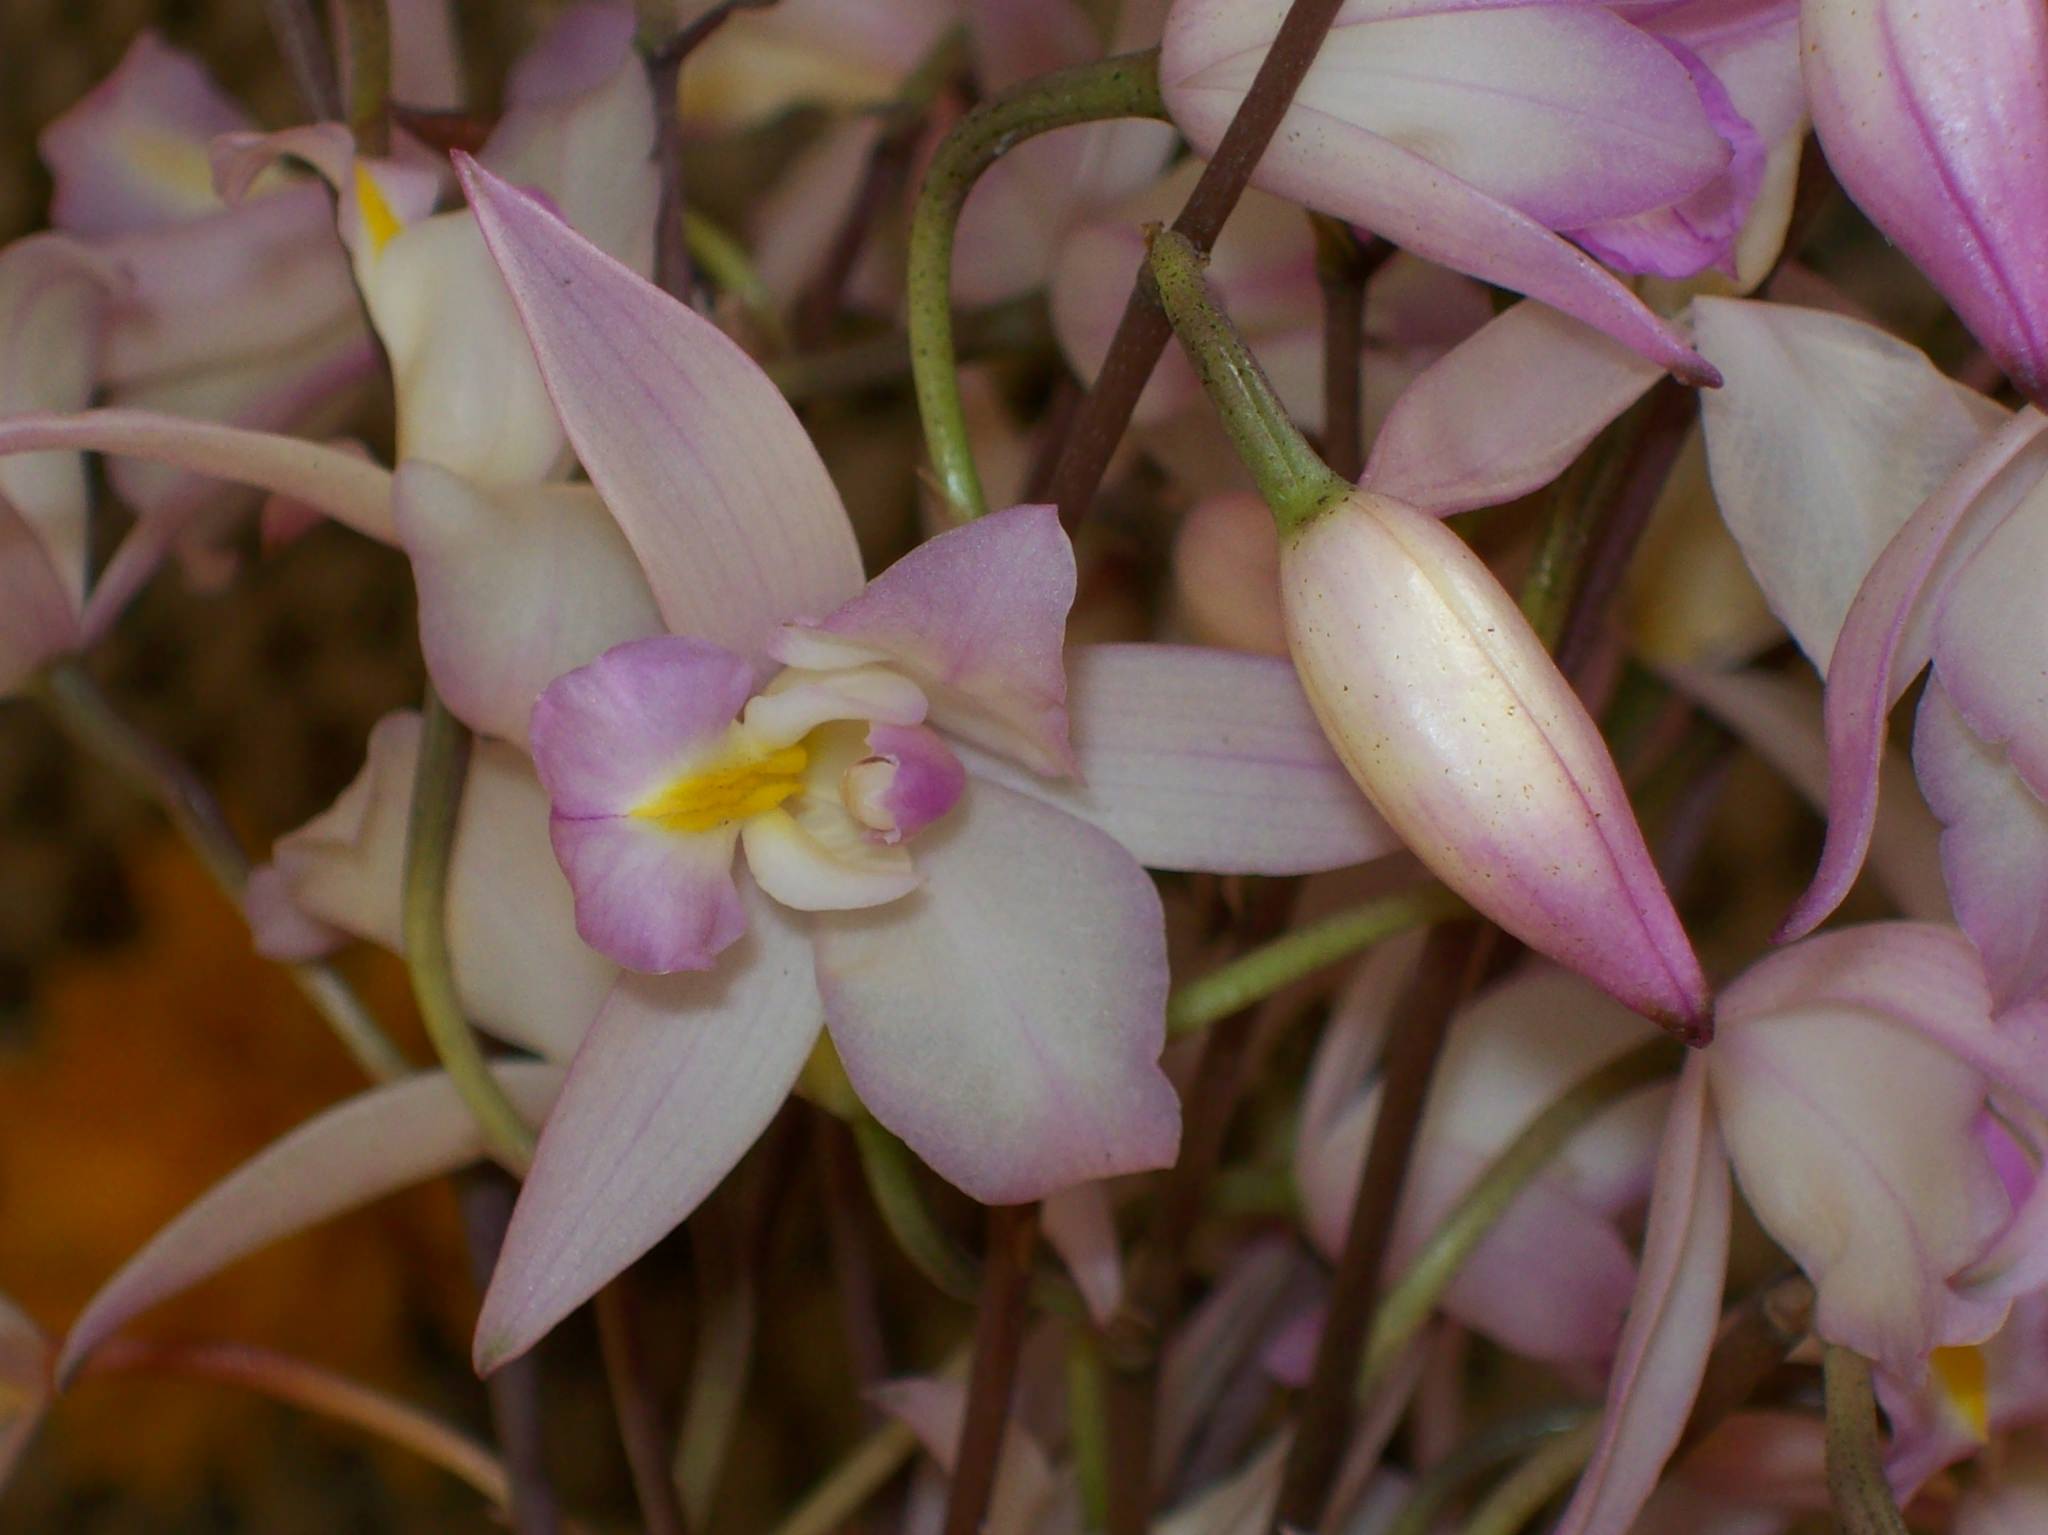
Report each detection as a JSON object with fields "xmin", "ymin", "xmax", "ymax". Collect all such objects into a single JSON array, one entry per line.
[
  {"xmin": 1803, "ymin": 0, "xmax": 2048, "ymax": 407},
  {"xmin": 1157, "ymin": 0, "xmax": 1779, "ymax": 380},
  {"xmin": 1556, "ymin": 922, "xmax": 2048, "ymax": 1535},
  {"xmin": 1879, "ymin": 1292, "xmax": 2048, "ymax": 1503},
  {"xmin": 1691, "ymin": 296, "xmax": 2048, "ymax": 1013},
  {"xmin": 1296, "ymin": 944, "xmax": 1668, "ymax": 1370},
  {"xmin": 675, "ymin": 0, "xmax": 959, "ymax": 130},
  {"xmin": 0, "ymin": 1292, "xmax": 48, "ymax": 1492}
]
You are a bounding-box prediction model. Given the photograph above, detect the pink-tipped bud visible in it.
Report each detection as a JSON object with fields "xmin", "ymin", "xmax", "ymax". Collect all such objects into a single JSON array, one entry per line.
[
  {"xmin": 1281, "ymin": 488, "xmax": 1711, "ymax": 1037},
  {"xmin": 1805, "ymin": 0, "xmax": 2048, "ymax": 408}
]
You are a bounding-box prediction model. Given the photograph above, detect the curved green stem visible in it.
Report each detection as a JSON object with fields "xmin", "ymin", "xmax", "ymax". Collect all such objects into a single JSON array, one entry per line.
[
  {"xmin": 684, "ymin": 209, "xmax": 790, "ymax": 352},
  {"xmin": 908, "ymin": 49, "xmax": 1166, "ymax": 520},
  {"xmin": 35, "ymin": 661, "xmax": 411, "ymax": 1084},
  {"xmin": 403, "ymin": 690, "xmax": 535, "ymax": 1170},
  {"xmin": 1167, "ymin": 886, "xmax": 1467, "ymax": 1037},
  {"xmin": 1459, "ymin": 1418, "xmax": 1601, "ymax": 1535},
  {"xmin": 1383, "ymin": 1409, "xmax": 1593, "ymax": 1535},
  {"xmin": 1145, "ymin": 226, "xmax": 1351, "ymax": 535},
  {"xmin": 768, "ymin": 1419, "xmax": 920, "ymax": 1535},
  {"xmin": 1824, "ymin": 1345, "xmax": 1911, "ymax": 1534},
  {"xmin": 1361, "ymin": 1039, "xmax": 1683, "ymax": 1391}
]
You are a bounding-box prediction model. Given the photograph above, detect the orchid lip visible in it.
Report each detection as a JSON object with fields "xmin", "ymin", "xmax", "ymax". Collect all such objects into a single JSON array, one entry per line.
[{"xmin": 631, "ymin": 735, "xmax": 809, "ymax": 834}]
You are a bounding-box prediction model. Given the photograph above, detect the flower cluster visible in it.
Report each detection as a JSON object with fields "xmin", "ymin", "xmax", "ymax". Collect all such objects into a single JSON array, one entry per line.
[{"xmin": 3, "ymin": 0, "xmax": 2048, "ymax": 1531}]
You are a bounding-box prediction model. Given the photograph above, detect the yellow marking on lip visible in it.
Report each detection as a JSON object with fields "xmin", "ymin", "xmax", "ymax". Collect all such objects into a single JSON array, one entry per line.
[
  {"xmin": 632, "ymin": 742, "xmax": 808, "ymax": 834},
  {"xmin": 1931, "ymin": 1345, "xmax": 1989, "ymax": 1441},
  {"xmin": 353, "ymin": 163, "xmax": 403, "ymax": 255}
]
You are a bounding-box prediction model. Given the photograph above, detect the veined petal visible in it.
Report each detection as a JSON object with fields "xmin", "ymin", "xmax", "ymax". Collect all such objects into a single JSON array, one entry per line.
[
  {"xmin": 950, "ymin": 643, "xmax": 1398, "ymax": 874},
  {"xmin": 1787, "ymin": 410, "xmax": 2048, "ymax": 940},
  {"xmin": 1915, "ymin": 680, "xmax": 2048, "ymax": 1014},
  {"xmin": 1552, "ymin": 1057, "xmax": 1731, "ymax": 1535},
  {"xmin": 395, "ymin": 462, "xmax": 665, "ymax": 747},
  {"xmin": 0, "ymin": 409, "xmax": 397, "ymax": 544},
  {"xmin": 1693, "ymin": 297, "xmax": 2001, "ymax": 672},
  {"xmin": 56, "ymin": 1063, "xmax": 565, "ymax": 1383},
  {"xmin": 475, "ymin": 891, "xmax": 823, "ymax": 1370},
  {"xmin": 1283, "ymin": 492, "xmax": 1710, "ymax": 1034},
  {"xmin": 38, "ymin": 31, "xmax": 250, "ymax": 236},
  {"xmin": 813, "ymin": 779, "xmax": 1179, "ymax": 1204},
  {"xmin": 276, "ymin": 711, "xmax": 616, "ymax": 1059},
  {"xmin": 550, "ymin": 816, "xmax": 746, "ymax": 973},
  {"xmin": 770, "ymin": 504, "xmax": 1077, "ymax": 776},
  {"xmin": 1364, "ymin": 300, "xmax": 1664, "ymax": 517},
  {"xmin": 457, "ymin": 156, "xmax": 865, "ymax": 648},
  {"xmin": 529, "ymin": 635, "xmax": 757, "ymax": 818},
  {"xmin": 1713, "ymin": 926, "xmax": 2013, "ymax": 1374}
]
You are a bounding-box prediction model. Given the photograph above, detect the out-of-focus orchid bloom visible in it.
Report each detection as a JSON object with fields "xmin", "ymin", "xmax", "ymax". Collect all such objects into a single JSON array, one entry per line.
[
  {"xmin": 0, "ymin": 1292, "xmax": 49, "ymax": 1492},
  {"xmin": 1051, "ymin": 161, "xmax": 1494, "ymax": 443},
  {"xmin": 1803, "ymin": 0, "xmax": 2048, "ymax": 407},
  {"xmin": 674, "ymin": 0, "xmax": 958, "ymax": 130},
  {"xmin": 1692, "ymin": 296, "xmax": 2048, "ymax": 1013},
  {"xmin": 1297, "ymin": 948, "xmax": 1668, "ymax": 1366},
  {"xmin": 1954, "ymin": 1444, "xmax": 2048, "ymax": 1535},
  {"xmin": 35, "ymin": 31, "xmax": 379, "ymax": 561},
  {"xmin": 1159, "ymin": 0, "xmax": 1747, "ymax": 380},
  {"xmin": 1879, "ymin": 1293, "xmax": 2048, "ymax": 1501},
  {"xmin": 376, "ymin": 156, "xmax": 1412, "ymax": 1370},
  {"xmin": 1558, "ymin": 922, "xmax": 2048, "ymax": 1535}
]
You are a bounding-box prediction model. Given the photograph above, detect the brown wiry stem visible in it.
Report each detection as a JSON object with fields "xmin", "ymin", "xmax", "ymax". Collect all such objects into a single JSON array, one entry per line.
[
  {"xmin": 264, "ymin": 0, "xmax": 341, "ymax": 122},
  {"xmin": 654, "ymin": 0, "xmax": 783, "ymax": 68},
  {"xmin": 1270, "ymin": 921, "xmax": 1489, "ymax": 1533},
  {"xmin": 1312, "ymin": 219, "xmax": 1391, "ymax": 483},
  {"xmin": 460, "ymin": 1171, "xmax": 562, "ymax": 1535},
  {"xmin": 943, "ymin": 1203, "xmax": 1040, "ymax": 1535},
  {"xmin": 596, "ymin": 1275, "xmax": 688, "ymax": 1535},
  {"xmin": 1046, "ymin": 0, "xmax": 1351, "ymax": 526},
  {"xmin": 648, "ymin": 48, "xmax": 693, "ymax": 304},
  {"xmin": 1677, "ymin": 1274, "xmax": 1815, "ymax": 1457}
]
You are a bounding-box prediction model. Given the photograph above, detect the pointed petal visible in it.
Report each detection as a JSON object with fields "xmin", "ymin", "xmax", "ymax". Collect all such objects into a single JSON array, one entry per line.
[
  {"xmin": 57, "ymin": 1063, "xmax": 565, "ymax": 1382},
  {"xmin": 0, "ymin": 409, "xmax": 397, "ymax": 543},
  {"xmin": 38, "ymin": 31, "xmax": 250, "ymax": 236},
  {"xmin": 814, "ymin": 779, "xmax": 1180, "ymax": 1204},
  {"xmin": 1041, "ymin": 1184, "xmax": 1125, "ymax": 1328},
  {"xmin": 1553, "ymin": 1056, "xmax": 1731, "ymax": 1535},
  {"xmin": 457, "ymin": 155, "xmax": 864, "ymax": 647},
  {"xmin": 1160, "ymin": 2, "xmax": 1719, "ymax": 381},
  {"xmin": 770, "ymin": 505, "xmax": 1077, "ymax": 777},
  {"xmin": 1915, "ymin": 680, "xmax": 2048, "ymax": 1013},
  {"xmin": 396, "ymin": 463, "xmax": 663, "ymax": 746},
  {"xmin": 1667, "ymin": 664, "xmax": 1949, "ymax": 923},
  {"xmin": 276, "ymin": 711, "xmax": 616, "ymax": 1059},
  {"xmin": 949, "ymin": 643, "xmax": 1397, "ymax": 874},
  {"xmin": 1693, "ymin": 297, "xmax": 2000, "ymax": 672},
  {"xmin": 1365, "ymin": 299, "xmax": 1663, "ymax": 516},
  {"xmin": 475, "ymin": 892, "xmax": 823, "ymax": 1369},
  {"xmin": 1786, "ymin": 409, "xmax": 2048, "ymax": 939}
]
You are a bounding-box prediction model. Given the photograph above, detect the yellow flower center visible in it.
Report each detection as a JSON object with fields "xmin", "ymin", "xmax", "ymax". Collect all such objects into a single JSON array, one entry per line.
[
  {"xmin": 353, "ymin": 163, "xmax": 404, "ymax": 255},
  {"xmin": 631, "ymin": 739, "xmax": 809, "ymax": 834},
  {"xmin": 1931, "ymin": 1344, "xmax": 1990, "ymax": 1441}
]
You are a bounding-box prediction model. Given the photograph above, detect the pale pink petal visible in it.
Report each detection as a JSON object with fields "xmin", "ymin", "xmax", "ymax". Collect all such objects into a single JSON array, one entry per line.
[
  {"xmin": 551, "ymin": 816, "xmax": 746, "ymax": 973},
  {"xmin": 458, "ymin": 156, "xmax": 865, "ymax": 647},
  {"xmin": 1160, "ymin": 1, "xmax": 1721, "ymax": 380},
  {"xmin": 530, "ymin": 635, "xmax": 757, "ymax": 817},
  {"xmin": 1041, "ymin": 1184, "xmax": 1125, "ymax": 1328},
  {"xmin": 1956, "ymin": 1470, "xmax": 2048, "ymax": 1535},
  {"xmin": 1667, "ymin": 664, "xmax": 1949, "ymax": 923},
  {"xmin": 1803, "ymin": 0, "xmax": 2048, "ymax": 406},
  {"xmin": 0, "ymin": 495, "xmax": 83, "ymax": 695},
  {"xmin": 1171, "ymin": 491, "xmax": 1288, "ymax": 656},
  {"xmin": 57, "ymin": 1062, "xmax": 565, "ymax": 1382},
  {"xmin": 771, "ymin": 505, "xmax": 1077, "ymax": 776},
  {"xmin": 475, "ymin": 891, "xmax": 823, "ymax": 1369},
  {"xmin": 1786, "ymin": 410, "xmax": 2048, "ymax": 940},
  {"xmin": 1158, "ymin": 1239, "xmax": 1314, "ymax": 1474},
  {"xmin": 738, "ymin": 807, "xmax": 918, "ymax": 912},
  {"xmin": 275, "ymin": 711, "xmax": 616, "ymax": 1060},
  {"xmin": 846, "ymin": 722, "xmax": 967, "ymax": 842},
  {"xmin": 1692, "ymin": 297, "xmax": 2001, "ymax": 672},
  {"xmin": 395, "ymin": 462, "xmax": 665, "ymax": 748},
  {"xmin": 0, "ymin": 234, "xmax": 114, "ymax": 604},
  {"xmin": 1365, "ymin": 300, "xmax": 1664, "ymax": 517},
  {"xmin": 949, "ymin": 643, "xmax": 1397, "ymax": 874},
  {"xmin": 1283, "ymin": 493, "xmax": 1710, "ymax": 1034},
  {"xmin": 243, "ymin": 862, "xmax": 348, "ymax": 962},
  {"xmin": 0, "ymin": 410, "xmax": 397, "ymax": 544},
  {"xmin": 1914, "ymin": 680, "xmax": 2048, "ymax": 1013},
  {"xmin": 1713, "ymin": 926, "xmax": 2013, "ymax": 1373},
  {"xmin": 812, "ymin": 779, "xmax": 1180, "ymax": 1204},
  {"xmin": 1553, "ymin": 1057, "xmax": 1732, "ymax": 1535},
  {"xmin": 740, "ymin": 667, "xmax": 930, "ymax": 747},
  {"xmin": 872, "ymin": 1375, "xmax": 1062, "ymax": 1535},
  {"xmin": 1930, "ymin": 481, "xmax": 2048, "ymax": 803},
  {"xmin": 38, "ymin": 32, "xmax": 250, "ymax": 236}
]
